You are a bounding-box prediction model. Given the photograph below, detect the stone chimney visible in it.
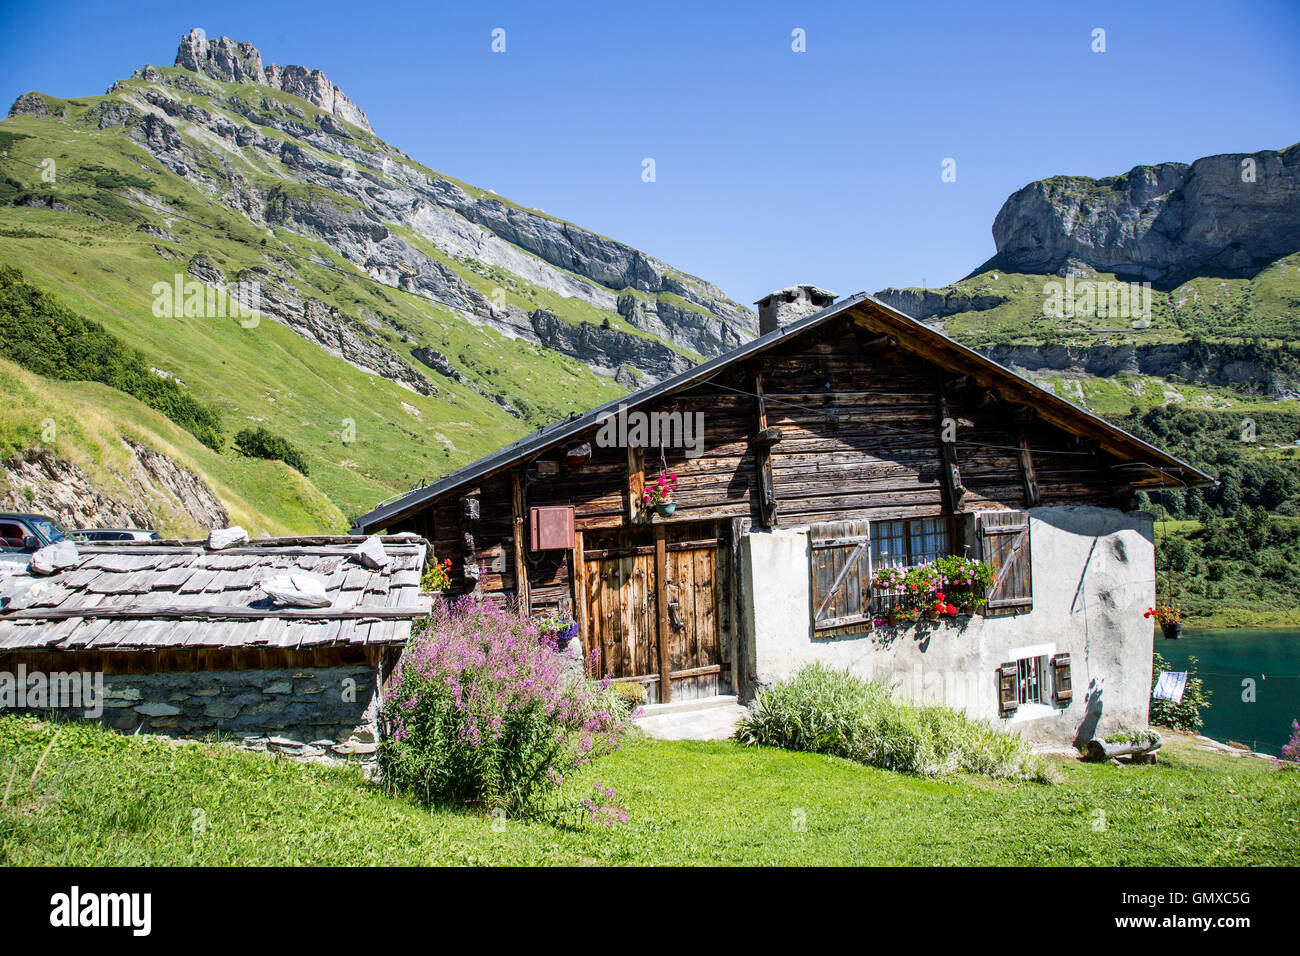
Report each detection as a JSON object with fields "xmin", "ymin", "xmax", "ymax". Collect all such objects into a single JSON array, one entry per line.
[{"xmin": 755, "ymin": 284, "xmax": 837, "ymax": 336}]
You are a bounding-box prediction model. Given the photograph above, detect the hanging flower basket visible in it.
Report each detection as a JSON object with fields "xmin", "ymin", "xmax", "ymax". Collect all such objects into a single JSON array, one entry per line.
[
  {"xmin": 1145, "ymin": 603, "xmax": 1182, "ymax": 639},
  {"xmin": 641, "ymin": 471, "xmax": 679, "ymax": 518}
]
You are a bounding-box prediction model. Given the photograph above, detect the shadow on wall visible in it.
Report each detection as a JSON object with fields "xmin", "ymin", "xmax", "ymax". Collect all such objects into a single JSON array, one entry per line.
[{"xmin": 1073, "ymin": 678, "xmax": 1104, "ymax": 749}]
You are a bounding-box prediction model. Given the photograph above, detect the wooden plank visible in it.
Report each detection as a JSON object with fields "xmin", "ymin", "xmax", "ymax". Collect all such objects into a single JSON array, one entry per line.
[
  {"xmin": 625, "ymin": 444, "xmax": 645, "ymax": 525},
  {"xmin": 510, "ymin": 469, "xmax": 531, "ymax": 615},
  {"xmin": 754, "ymin": 370, "xmax": 777, "ymax": 528},
  {"xmin": 571, "ymin": 529, "xmax": 587, "ymax": 654},
  {"xmin": 938, "ymin": 386, "xmax": 968, "ymax": 512},
  {"xmin": 1017, "ymin": 429, "xmax": 1041, "ymax": 507},
  {"xmin": 654, "ymin": 524, "xmax": 671, "ymax": 703}
]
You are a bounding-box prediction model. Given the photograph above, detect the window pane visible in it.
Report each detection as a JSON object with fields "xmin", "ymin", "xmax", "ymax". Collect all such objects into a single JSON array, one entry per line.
[
  {"xmin": 871, "ymin": 520, "xmax": 908, "ymax": 569},
  {"xmin": 910, "ymin": 518, "xmax": 949, "ymax": 565}
]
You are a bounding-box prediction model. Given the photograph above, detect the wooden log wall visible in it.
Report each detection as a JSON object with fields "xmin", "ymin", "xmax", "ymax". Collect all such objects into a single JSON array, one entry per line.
[{"xmin": 388, "ymin": 310, "xmax": 1130, "ymax": 606}]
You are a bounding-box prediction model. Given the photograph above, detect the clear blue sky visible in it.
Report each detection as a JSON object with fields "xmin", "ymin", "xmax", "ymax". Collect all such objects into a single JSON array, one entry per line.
[{"xmin": 2, "ymin": 0, "xmax": 1297, "ymax": 305}]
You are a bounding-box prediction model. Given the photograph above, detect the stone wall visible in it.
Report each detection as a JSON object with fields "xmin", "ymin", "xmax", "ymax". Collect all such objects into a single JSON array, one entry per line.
[
  {"xmin": 739, "ymin": 504, "xmax": 1156, "ymax": 746},
  {"xmin": 1, "ymin": 653, "xmax": 389, "ymax": 761}
]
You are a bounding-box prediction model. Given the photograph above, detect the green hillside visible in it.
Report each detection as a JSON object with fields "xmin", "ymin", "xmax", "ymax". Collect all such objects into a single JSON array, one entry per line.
[{"xmin": 0, "ymin": 89, "xmax": 653, "ymax": 526}]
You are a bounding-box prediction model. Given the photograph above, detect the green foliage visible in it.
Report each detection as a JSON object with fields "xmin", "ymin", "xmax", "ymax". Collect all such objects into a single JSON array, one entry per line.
[
  {"xmin": 1104, "ymin": 729, "xmax": 1161, "ymax": 746},
  {"xmin": 0, "ymin": 266, "xmax": 224, "ymax": 450},
  {"xmin": 233, "ymin": 426, "xmax": 309, "ymax": 475},
  {"xmin": 1155, "ymin": 513, "xmax": 1300, "ymax": 625},
  {"xmin": 735, "ymin": 663, "xmax": 1057, "ymax": 782},
  {"xmin": 1, "ymin": 715, "xmax": 1296, "ymax": 865},
  {"xmin": 1150, "ymin": 652, "xmax": 1212, "ymax": 733}
]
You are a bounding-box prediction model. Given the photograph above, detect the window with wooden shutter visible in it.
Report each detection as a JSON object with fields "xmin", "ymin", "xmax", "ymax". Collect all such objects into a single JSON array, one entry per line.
[
  {"xmin": 1052, "ymin": 653, "xmax": 1073, "ymax": 705},
  {"xmin": 998, "ymin": 662, "xmax": 1019, "ymax": 717},
  {"xmin": 809, "ymin": 519, "xmax": 872, "ymax": 633},
  {"xmin": 978, "ymin": 510, "xmax": 1033, "ymax": 612}
]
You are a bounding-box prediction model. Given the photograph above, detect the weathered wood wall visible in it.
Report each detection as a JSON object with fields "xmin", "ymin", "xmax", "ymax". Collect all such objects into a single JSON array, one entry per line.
[{"xmin": 386, "ymin": 308, "xmax": 1130, "ymax": 643}]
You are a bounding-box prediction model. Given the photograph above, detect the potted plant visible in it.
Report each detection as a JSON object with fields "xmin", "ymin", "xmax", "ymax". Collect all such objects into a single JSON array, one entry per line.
[
  {"xmin": 537, "ymin": 611, "xmax": 579, "ymax": 647},
  {"xmin": 871, "ymin": 566, "xmax": 907, "ymax": 626},
  {"xmin": 1144, "ymin": 603, "xmax": 1182, "ymax": 639},
  {"xmin": 933, "ymin": 554, "xmax": 994, "ymax": 615},
  {"xmin": 641, "ymin": 471, "xmax": 679, "ymax": 517}
]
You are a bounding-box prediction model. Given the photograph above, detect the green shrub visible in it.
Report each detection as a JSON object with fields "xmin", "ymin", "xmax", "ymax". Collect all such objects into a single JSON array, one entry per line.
[
  {"xmin": 0, "ymin": 265, "xmax": 224, "ymax": 450},
  {"xmin": 735, "ymin": 663, "xmax": 1056, "ymax": 783},
  {"xmin": 233, "ymin": 426, "xmax": 309, "ymax": 475},
  {"xmin": 1150, "ymin": 652, "xmax": 1212, "ymax": 732}
]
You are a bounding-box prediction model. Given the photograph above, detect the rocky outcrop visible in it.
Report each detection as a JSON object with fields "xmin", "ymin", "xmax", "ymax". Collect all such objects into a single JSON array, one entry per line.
[
  {"xmin": 991, "ymin": 144, "xmax": 1300, "ymax": 287},
  {"xmin": 982, "ymin": 342, "xmax": 1300, "ymax": 399},
  {"xmin": 528, "ymin": 310, "xmax": 694, "ymax": 380},
  {"xmin": 872, "ymin": 286, "xmax": 1009, "ymax": 321},
  {"xmin": 217, "ymin": 264, "xmax": 439, "ymax": 397},
  {"xmin": 173, "ymin": 28, "xmax": 373, "ymax": 133},
  {"xmin": 1, "ymin": 443, "xmax": 229, "ymax": 533},
  {"xmin": 121, "ymin": 438, "xmax": 229, "ymax": 528},
  {"xmin": 7, "ymin": 92, "xmax": 53, "ymax": 118},
  {"xmin": 410, "ymin": 347, "xmax": 520, "ymax": 417}
]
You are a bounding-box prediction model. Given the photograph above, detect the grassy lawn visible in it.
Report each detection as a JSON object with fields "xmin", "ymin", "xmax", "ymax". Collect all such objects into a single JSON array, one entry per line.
[{"xmin": 1, "ymin": 716, "xmax": 1296, "ymax": 866}]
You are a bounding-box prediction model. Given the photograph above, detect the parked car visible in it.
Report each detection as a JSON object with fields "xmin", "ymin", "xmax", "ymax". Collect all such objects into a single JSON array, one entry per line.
[
  {"xmin": 0, "ymin": 512, "xmax": 71, "ymax": 552},
  {"xmin": 70, "ymin": 528, "xmax": 161, "ymax": 542}
]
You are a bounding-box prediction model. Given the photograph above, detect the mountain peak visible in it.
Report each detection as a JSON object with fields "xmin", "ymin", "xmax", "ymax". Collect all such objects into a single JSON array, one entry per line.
[{"xmin": 173, "ymin": 27, "xmax": 373, "ymax": 133}]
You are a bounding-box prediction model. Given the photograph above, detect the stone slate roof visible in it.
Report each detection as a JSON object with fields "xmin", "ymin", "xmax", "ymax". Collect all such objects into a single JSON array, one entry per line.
[{"xmin": 0, "ymin": 536, "xmax": 431, "ymax": 652}]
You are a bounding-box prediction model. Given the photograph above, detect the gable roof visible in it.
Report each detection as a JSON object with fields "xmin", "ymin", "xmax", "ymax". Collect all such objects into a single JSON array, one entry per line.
[
  {"xmin": 0, "ymin": 536, "xmax": 431, "ymax": 652},
  {"xmin": 354, "ymin": 292, "xmax": 1215, "ymax": 532}
]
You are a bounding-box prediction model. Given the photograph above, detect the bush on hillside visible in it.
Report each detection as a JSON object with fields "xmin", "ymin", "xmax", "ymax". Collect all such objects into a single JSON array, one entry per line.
[
  {"xmin": 377, "ymin": 598, "xmax": 630, "ymax": 817},
  {"xmin": 0, "ymin": 265, "xmax": 224, "ymax": 450},
  {"xmin": 735, "ymin": 663, "xmax": 1056, "ymax": 782},
  {"xmin": 233, "ymin": 426, "xmax": 309, "ymax": 476}
]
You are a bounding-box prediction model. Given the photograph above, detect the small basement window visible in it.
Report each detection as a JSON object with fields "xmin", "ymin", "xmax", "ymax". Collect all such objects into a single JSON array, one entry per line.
[{"xmin": 999, "ymin": 651, "xmax": 1072, "ymax": 717}]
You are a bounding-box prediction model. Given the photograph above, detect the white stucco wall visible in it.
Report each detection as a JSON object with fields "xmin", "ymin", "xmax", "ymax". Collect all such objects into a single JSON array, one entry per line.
[{"xmin": 739, "ymin": 505, "xmax": 1155, "ymax": 745}]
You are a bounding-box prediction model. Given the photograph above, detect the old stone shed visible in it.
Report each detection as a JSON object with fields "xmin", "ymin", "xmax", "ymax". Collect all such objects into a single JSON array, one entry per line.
[{"xmin": 0, "ymin": 535, "xmax": 430, "ymax": 757}]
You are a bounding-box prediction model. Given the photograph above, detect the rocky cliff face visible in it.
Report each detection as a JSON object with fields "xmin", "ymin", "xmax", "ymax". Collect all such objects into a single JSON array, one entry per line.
[
  {"xmin": 10, "ymin": 28, "xmax": 754, "ymax": 391},
  {"xmin": 983, "ymin": 342, "xmax": 1300, "ymax": 400},
  {"xmin": 1, "ymin": 442, "xmax": 229, "ymax": 534},
  {"xmin": 990, "ymin": 144, "xmax": 1300, "ymax": 287}
]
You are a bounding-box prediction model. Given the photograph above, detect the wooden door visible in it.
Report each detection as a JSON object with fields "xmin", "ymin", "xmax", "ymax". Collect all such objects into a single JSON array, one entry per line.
[
  {"xmin": 583, "ymin": 545, "xmax": 659, "ymax": 695},
  {"xmin": 581, "ymin": 528, "xmax": 726, "ymax": 703},
  {"xmin": 662, "ymin": 539, "xmax": 725, "ymax": 701}
]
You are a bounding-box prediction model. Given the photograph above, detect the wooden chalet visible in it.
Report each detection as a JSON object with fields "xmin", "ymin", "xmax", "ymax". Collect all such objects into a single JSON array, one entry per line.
[{"xmin": 355, "ymin": 286, "xmax": 1212, "ymax": 738}]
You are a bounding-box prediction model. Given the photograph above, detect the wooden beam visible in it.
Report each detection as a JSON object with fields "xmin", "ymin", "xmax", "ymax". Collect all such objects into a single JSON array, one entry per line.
[
  {"xmin": 1016, "ymin": 430, "xmax": 1040, "ymax": 507},
  {"xmin": 510, "ymin": 469, "xmax": 531, "ymax": 615},
  {"xmin": 459, "ymin": 488, "xmax": 481, "ymax": 598},
  {"xmin": 625, "ymin": 444, "xmax": 645, "ymax": 524},
  {"xmin": 937, "ymin": 388, "xmax": 967, "ymax": 512},
  {"xmin": 571, "ymin": 529, "xmax": 587, "ymax": 664},
  {"xmin": 754, "ymin": 370, "xmax": 778, "ymax": 528},
  {"xmin": 654, "ymin": 523, "xmax": 671, "ymax": 703}
]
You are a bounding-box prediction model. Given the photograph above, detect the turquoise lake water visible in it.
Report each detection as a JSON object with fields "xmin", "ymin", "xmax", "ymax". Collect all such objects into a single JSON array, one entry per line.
[{"xmin": 1155, "ymin": 629, "xmax": 1300, "ymax": 756}]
